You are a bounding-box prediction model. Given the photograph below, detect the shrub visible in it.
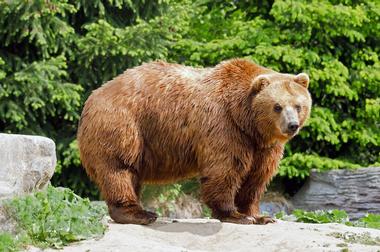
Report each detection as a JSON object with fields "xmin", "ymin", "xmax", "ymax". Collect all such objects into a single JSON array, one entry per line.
[{"xmin": 3, "ymin": 186, "xmax": 107, "ymax": 249}]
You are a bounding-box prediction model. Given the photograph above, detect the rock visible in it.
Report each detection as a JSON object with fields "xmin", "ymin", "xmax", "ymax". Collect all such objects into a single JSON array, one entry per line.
[
  {"xmin": 259, "ymin": 202, "xmax": 290, "ymax": 216},
  {"xmin": 292, "ymin": 167, "xmax": 380, "ymax": 219},
  {"xmin": 38, "ymin": 219, "xmax": 380, "ymax": 252},
  {"xmin": 260, "ymin": 192, "xmax": 292, "ymax": 216},
  {"xmin": 0, "ymin": 133, "xmax": 56, "ymax": 200},
  {"xmin": 0, "ymin": 133, "xmax": 56, "ymax": 233}
]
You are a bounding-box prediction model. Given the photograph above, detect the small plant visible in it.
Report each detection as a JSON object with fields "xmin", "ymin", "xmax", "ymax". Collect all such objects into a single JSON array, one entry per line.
[
  {"xmin": 201, "ymin": 205, "xmax": 212, "ymax": 218},
  {"xmin": 0, "ymin": 232, "xmax": 28, "ymax": 252},
  {"xmin": 292, "ymin": 209, "xmax": 350, "ymax": 224},
  {"xmin": 357, "ymin": 214, "xmax": 380, "ymax": 230},
  {"xmin": 3, "ymin": 186, "xmax": 108, "ymax": 249},
  {"xmin": 276, "ymin": 209, "xmax": 380, "ymax": 231}
]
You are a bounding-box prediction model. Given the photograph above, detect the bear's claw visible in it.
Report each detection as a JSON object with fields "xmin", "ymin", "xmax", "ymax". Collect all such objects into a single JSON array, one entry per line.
[
  {"xmin": 219, "ymin": 211, "xmax": 276, "ymax": 225},
  {"xmin": 109, "ymin": 205, "xmax": 157, "ymax": 225},
  {"xmin": 253, "ymin": 215, "xmax": 276, "ymax": 224}
]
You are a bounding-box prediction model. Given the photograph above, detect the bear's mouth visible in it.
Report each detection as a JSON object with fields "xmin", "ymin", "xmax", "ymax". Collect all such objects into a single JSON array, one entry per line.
[
  {"xmin": 276, "ymin": 131, "xmax": 296, "ymax": 141},
  {"xmin": 279, "ymin": 128, "xmax": 299, "ymax": 138},
  {"xmin": 284, "ymin": 130, "xmax": 298, "ymax": 138}
]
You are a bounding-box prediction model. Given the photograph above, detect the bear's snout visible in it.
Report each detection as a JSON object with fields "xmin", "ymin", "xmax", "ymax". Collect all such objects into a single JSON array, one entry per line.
[
  {"xmin": 287, "ymin": 122, "xmax": 299, "ymax": 133},
  {"xmin": 280, "ymin": 106, "xmax": 300, "ymax": 136}
]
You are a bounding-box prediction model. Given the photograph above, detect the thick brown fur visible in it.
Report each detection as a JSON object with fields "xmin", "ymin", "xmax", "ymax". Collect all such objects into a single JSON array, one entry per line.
[{"xmin": 77, "ymin": 59, "xmax": 312, "ymax": 225}]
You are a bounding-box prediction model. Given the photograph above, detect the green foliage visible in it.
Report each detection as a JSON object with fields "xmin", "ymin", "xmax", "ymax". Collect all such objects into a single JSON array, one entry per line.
[
  {"xmin": 0, "ymin": 0, "xmax": 379, "ymax": 197},
  {"xmin": 355, "ymin": 214, "xmax": 380, "ymax": 230},
  {"xmin": 4, "ymin": 186, "xmax": 107, "ymax": 249},
  {"xmin": 277, "ymin": 209, "xmax": 380, "ymax": 231},
  {"xmin": 278, "ymin": 153, "xmax": 360, "ymax": 179},
  {"xmin": 202, "ymin": 205, "xmax": 212, "ymax": 218},
  {"xmin": 292, "ymin": 209, "xmax": 350, "ymax": 224},
  {"xmin": 0, "ymin": 233, "xmax": 15, "ymax": 252},
  {"xmin": 0, "ymin": 55, "xmax": 82, "ymax": 131},
  {"xmin": 75, "ymin": 2, "xmax": 191, "ymax": 88},
  {"xmin": 0, "ymin": 232, "xmax": 27, "ymax": 252}
]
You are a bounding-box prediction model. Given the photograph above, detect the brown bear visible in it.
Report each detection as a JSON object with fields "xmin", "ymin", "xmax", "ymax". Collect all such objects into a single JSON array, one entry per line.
[{"xmin": 77, "ymin": 58, "xmax": 311, "ymax": 225}]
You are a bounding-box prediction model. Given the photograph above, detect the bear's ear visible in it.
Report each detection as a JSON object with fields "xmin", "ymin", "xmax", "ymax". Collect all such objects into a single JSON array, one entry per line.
[
  {"xmin": 294, "ymin": 73, "xmax": 309, "ymax": 88},
  {"xmin": 251, "ymin": 75, "xmax": 271, "ymax": 94}
]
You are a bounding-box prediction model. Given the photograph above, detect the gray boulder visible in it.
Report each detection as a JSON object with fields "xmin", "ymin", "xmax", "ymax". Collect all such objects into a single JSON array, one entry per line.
[
  {"xmin": 0, "ymin": 133, "xmax": 56, "ymax": 200},
  {"xmin": 260, "ymin": 192, "xmax": 292, "ymax": 216},
  {"xmin": 292, "ymin": 167, "xmax": 380, "ymax": 219}
]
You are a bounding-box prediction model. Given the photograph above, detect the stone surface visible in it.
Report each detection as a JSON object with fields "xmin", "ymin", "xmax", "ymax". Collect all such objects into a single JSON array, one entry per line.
[
  {"xmin": 260, "ymin": 201, "xmax": 291, "ymax": 216},
  {"xmin": 33, "ymin": 219, "xmax": 380, "ymax": 252},
  {"xmin": 0, "ymin": 133, "xmax": 56, "ymax": 200},
  {"xmin": 292, "ymin": 167, "xmax": 380, "ymax": 219},
  {"xmin": 260, "ymin": 192, "xmax": 292, "ymax": 216}
]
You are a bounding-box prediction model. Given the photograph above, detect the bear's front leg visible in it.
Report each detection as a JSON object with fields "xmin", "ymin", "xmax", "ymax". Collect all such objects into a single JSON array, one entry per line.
[
  {"xmin": 200, "ymin": 166, "xmax": 256, "ymax": 225},
  {"xmin": 234, "ymin": 177, "xmax": 276, "ymax": 225},
  {"xmin": 235, "ymin": 145, "xmax": 284, "ymax": 224}
]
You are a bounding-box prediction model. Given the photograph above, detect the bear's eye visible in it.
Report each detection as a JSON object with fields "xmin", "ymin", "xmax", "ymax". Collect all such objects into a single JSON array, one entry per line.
[
  {"xmin": 295, "ymin": 105, "xmax": 302, "ymax": 113},
  {"xmin": 273, "ymin": 104, "xmax": 282, "ymax": 113}
]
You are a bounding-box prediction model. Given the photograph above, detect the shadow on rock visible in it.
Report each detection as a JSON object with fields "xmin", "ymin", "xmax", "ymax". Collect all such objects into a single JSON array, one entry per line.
[{"xmin": 147, "ymin": 221, "xmax": 223, "ymax": 236}]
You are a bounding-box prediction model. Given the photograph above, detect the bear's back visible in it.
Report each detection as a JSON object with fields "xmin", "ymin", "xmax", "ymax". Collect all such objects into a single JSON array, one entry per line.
[{"xmin": 78, "ymin": 61, "xmax": 225, "ymax": 183}]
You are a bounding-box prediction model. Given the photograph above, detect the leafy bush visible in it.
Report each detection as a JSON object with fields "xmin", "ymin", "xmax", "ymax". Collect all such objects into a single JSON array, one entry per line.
[
  {"xmin": 3, "ymin": 186, "xmax": 107, "ymax": 249},
  {"xmin": 278, "ymin": 154, "xmax": 361, "ymax": 179},
  {"xmin": 0, "ymin": 0, "xmax": 378, "ymax": 197}
]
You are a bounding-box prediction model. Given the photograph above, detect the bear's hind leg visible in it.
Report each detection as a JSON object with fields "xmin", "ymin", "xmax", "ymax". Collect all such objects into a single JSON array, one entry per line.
[{"xmin": 98, "ymin": 158, "xmax": 157, "ymax": 225}]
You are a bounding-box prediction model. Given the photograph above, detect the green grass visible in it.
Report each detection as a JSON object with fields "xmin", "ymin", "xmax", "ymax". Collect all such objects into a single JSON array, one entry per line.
[{"xmin": 1, "ymin": 186, "xmax": 108, "ymax": 249}]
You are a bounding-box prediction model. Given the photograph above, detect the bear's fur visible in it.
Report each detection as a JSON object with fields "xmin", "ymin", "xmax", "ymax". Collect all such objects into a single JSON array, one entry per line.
[{"xmin": 77, "ymin": 59, "xmax": 312, "ymax": 225}]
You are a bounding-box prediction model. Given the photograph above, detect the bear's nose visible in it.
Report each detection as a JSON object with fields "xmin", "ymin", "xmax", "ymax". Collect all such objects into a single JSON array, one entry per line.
[{"xmin": 288, "ymin": 122, "xmax": 299, "ymax": 133}]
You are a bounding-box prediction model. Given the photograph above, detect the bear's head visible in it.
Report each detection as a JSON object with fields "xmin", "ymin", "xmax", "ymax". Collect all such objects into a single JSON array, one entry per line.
[{"xmin": 250, "ymin": 72, "xmax": 312, "ymax": 144}]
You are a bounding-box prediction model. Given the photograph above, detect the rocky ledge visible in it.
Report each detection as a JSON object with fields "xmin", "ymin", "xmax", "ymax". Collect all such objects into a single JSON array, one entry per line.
[{"xmin": 292, "ymin": 167, "xmax": 380, "ymax": 219}]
